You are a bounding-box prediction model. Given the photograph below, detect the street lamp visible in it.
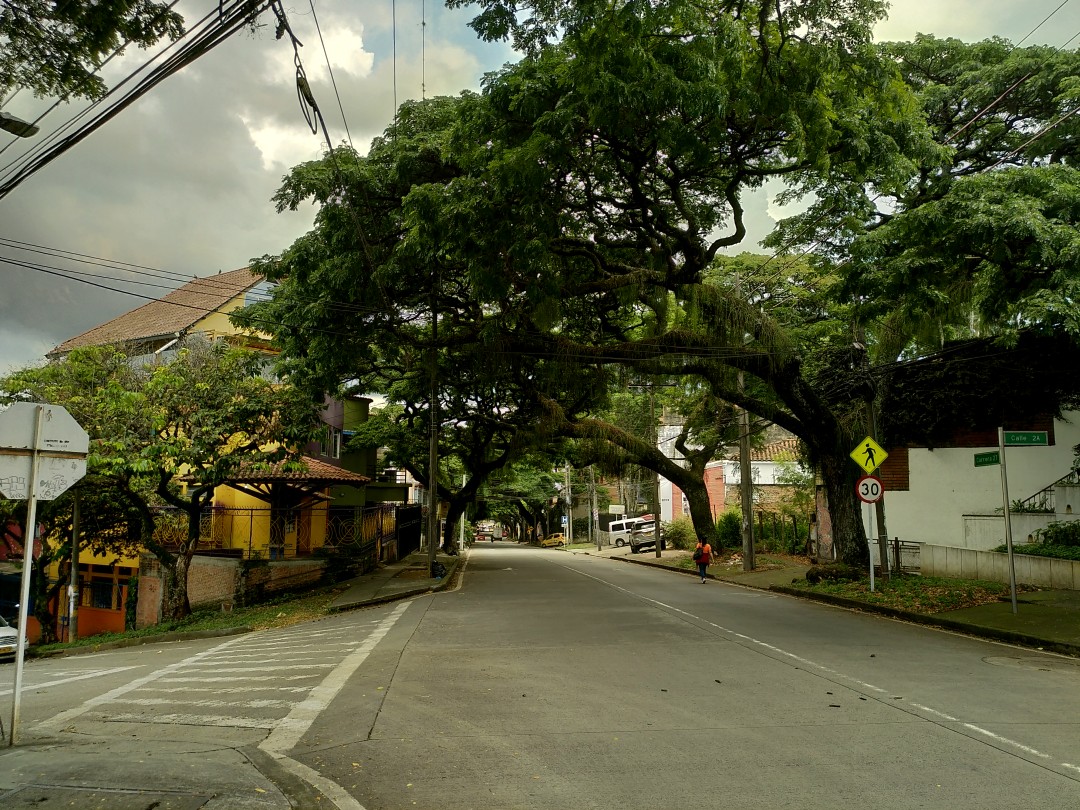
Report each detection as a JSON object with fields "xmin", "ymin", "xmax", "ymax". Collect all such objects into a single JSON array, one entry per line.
[{"xmin": 0, "ymin": 112, "xmax": 39, "ymax": 138}]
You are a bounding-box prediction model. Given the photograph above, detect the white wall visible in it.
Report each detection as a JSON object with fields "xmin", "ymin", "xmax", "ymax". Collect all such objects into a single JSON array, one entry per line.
[{"xmin": 884, "ymin": 415, "xmax": 1080, "ymax": 547}]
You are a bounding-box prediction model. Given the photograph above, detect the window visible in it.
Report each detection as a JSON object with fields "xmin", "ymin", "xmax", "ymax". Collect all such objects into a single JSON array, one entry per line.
[{"xmin": 320, "ymin": 426, "xmax": 342, "ymax": 459}]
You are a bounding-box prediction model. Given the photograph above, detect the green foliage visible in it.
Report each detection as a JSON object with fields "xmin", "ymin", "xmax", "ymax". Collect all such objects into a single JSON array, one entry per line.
[
  {"xmin": 0, "ymin": 338, "xmax": 322, "ymax": 620},
  {"xmin": 663, "ymin": 517, "xmax": 697, "ymax": 551},
  {"xmin": 124, "ymin": 576, "xmax": 139, "ymax": 631},
  {"xmin": 251, "ymin": 0, "xmax": 940, "ymax": 568},
  {"xmin": 995, "ymin": 521, "xmax": 1080, "ymax": 559},
  {"xmin": 879, "ymin": 333, "xmax": 1080, "ymax": 448},
  {"xmin": 716, "ymin": 511, "xmax": 741, "ymax": 551},
  {"xmin": 1040, "ymin": 521, "xmax": 1080, "ymax": 547},
  {"xmin": 794, "ymin": 574, "xmax": 1016, "ymax": 613},
  {"xmin": 1, "ymin": 0, "xmax": 184, "ymax": 101},
  {"xmin": 1010, "ymin": 500, "xmax": 1054, "ymax": 514},
  {"xmin": 1006, "ymin": 546, "xmax": 1080, "ymax": 565},
  {"xmin": 998, "ymin": 544, "xmax": 1080, "ymax": 562}
]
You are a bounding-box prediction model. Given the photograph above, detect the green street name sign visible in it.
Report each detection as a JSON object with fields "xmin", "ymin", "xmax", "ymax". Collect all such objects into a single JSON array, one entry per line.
[
  {"xmin": 1004, "ymin": 431, "xmax": 1048, "ymax": 446},
  {"xmin": 974, "ymin": 451, "xmax": 1000, "ymax": 467}
]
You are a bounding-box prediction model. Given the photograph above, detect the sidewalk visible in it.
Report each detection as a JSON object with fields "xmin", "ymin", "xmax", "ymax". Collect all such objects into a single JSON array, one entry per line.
[
  {"xmin": 579, "ymin": 545, "xmax": 1080, "ymax": 657},
  {"xmin": 327, "ymin": 550, "xmax": 462, "ymax": 611},
  {"xmin": 0, "ymin": 551, "xmax": 464, "ymax": 809}
]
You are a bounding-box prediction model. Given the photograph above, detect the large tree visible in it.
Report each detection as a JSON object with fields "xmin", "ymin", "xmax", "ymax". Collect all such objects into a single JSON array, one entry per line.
[
  {"xmin": 768, "ymin": 35, "xmax": 1080, "ymax": 353},
  {"xmin": 251, "ymin": 0, "xmax": 933, "ymax": 565}
]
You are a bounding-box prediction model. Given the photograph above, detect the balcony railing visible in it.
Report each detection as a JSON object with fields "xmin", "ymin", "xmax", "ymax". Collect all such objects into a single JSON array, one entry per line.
[{"xmin": 149, "ymin": 504, "xmax": 397, "ymax": 563}]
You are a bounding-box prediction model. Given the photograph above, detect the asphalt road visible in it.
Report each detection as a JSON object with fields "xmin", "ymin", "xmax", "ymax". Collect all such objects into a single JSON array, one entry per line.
[{"xmin": 6, "ymin": 542, "xmax": 1080, "ymax": 809}]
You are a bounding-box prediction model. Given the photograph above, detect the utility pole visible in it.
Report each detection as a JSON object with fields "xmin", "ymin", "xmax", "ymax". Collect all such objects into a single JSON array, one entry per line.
[
  {"xmin": 590, "ymin": 466, "xmax": 600, "ymax": 551},
  {"xmin": 426, "ymin": 288, "xmax": 440, "ymax": 576},
  {"xmin": 735, "ymin": 267, "xmax": 755, "ymax": 571},
  {"xmin": 459, "ymin": 474, "xmax": 466, "ymax": 554},
  {"xmin": 855, "ymin": 326, "xmax": 890, "ymax": 578},
  {"xmin": 68, "ymin": 496, "xmax": 80, "ymax": 642},
  {"xmin": 564, "ymin": 464, "xmax": 573, "ymax": 544},
  {"xmin": 649, "ymin": 387, "xmax": 662, "ymax": 558},
  {"xmin": 738, "ymin": 372, "xmax": 756, "ymax": 571}
]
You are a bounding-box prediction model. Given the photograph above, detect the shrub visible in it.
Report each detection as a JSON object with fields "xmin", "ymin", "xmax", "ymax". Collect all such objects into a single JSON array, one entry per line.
[
  {"xmin": 993, "ymin": 543, "xmax": 1080, "ymax": 561},
  {"xmin": 804, "ymin": 563, "xmax": 862, "ymax": 584},
  {"xmin": 716, "ymin": 511, "xmax": 741, "ymax": 551},
  {"xmin": 572, "ymin": 517, "xmax": 591, "ymax": 538},
  {"xmin": 1040, "ymin": 521, "xmax": 1080, "ymax": 547},
  {"xmin": 663, "ymin": 517, "xmax": 697, "ymax": 550}
]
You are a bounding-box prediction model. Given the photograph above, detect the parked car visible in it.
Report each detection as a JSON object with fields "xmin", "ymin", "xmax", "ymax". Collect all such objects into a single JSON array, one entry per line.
[
  {"xmin": 629, "ymin": 521, "xmax": 666, "ymax": 554},
  {"xmin": 540, "ymin": 533, "xmax": 565, "ymax": 547},
  {"xmin": 0, "ymin": 613, "xmax": 21, "ymax": 661},
  {"xmin": 608, "ymin": 516, "xmax": 649, "ymax": 547}
]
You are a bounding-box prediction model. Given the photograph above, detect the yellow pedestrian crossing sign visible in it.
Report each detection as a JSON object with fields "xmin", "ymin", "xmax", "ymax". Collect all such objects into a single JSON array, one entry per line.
[{"xmin": 850, "ymin": 436, "xmax": 887, "ymax": 474}]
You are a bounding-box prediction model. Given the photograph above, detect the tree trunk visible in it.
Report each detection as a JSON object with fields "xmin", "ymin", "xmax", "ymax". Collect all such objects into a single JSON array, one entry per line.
[
  {"xmin": 818, "ymin": 444, "xmax": 869, "ymax": 567},
  {"xmin": 442, "ymin": 496, "xmax": 466, "ymax": 554},
  {"xmin": 160, "ymin": 506, "xmax": 201, "ymax": 621},
  {"xmin": 680, "ymin": 476, "xmax": 721, "ymax": 548},
  {"xmin": 160, "ymin": 553, "xmax": 190, "ymax": 621}
]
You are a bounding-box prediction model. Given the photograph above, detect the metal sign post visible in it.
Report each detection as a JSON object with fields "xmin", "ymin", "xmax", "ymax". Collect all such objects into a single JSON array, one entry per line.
[
  {"xmin": 9, "ymin": 406, "xmax": 44, "ymax": 746},
  {"xmin": 998, "ymin": 427, "xmax": 1018, "ymax": 615},
  {"xmin": 0, "ymin": 403, "xmax": 89, "ymax": 745}
]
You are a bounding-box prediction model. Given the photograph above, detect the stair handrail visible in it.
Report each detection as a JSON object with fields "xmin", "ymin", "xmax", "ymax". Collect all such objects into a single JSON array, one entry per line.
[{"xmin": 1015, "ymin": 466, "xmax": 1080, "ymax": 513}]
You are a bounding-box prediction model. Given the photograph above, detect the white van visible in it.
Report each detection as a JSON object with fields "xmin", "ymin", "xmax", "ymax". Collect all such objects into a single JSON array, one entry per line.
[{"xmin": 607, "ymin": 517, "xmax": 648, "ymax": 547}]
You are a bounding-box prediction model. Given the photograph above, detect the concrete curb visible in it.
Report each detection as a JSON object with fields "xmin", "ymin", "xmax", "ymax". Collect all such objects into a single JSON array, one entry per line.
[
  {"xmin": 599, "ymin": 549, "xmax": 1080, "ymax": 658},
  {"xmin": 327, "ymin": 556, "xmax": 462, "ymax": 614},
  {"xmin": 610, "ymin": 553, "xmax": 720, "ymax": 579},
  {"xmin": 769, "ymin": 585, "xmax": 1080, "ymax": 658},
  {"xmin": 28, "ymin": 626, "xmax": 252, "ymax": 660}
]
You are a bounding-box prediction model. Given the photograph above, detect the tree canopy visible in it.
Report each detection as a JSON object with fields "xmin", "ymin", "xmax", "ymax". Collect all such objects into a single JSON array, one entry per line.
[
  {"xmin": 0, "ymin": 338, "xmax": 322, "ymax": 620},
  {"xmin": 0, "ymin": 0, "xmax": 184, "ymax": 101},
  {"xmin": 250, "ymin": 5, "xmax": 1080, "ymax": 567}
]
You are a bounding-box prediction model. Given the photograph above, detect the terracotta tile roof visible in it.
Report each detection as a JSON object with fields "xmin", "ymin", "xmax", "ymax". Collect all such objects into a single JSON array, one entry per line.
[
  {"xmin": 747, "ymin": 437, "xmax": 802, "ymax": 462},
  {"xmin": 50, "ymin": 267, "xmax": 263, "ymax": 355},
  {"xmin": 230, "ymin": 456, "xmax": 371, "ymax": 485}
]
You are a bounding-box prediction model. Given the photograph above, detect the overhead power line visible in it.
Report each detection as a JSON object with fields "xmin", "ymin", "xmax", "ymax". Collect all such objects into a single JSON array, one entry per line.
[{"xmin": 0, "ymin": 0, "xmax": 276, "ymax": 201}]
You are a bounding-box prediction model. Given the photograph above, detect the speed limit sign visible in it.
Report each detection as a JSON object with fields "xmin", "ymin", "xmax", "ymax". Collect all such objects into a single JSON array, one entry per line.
[{"xmin": 856, "ymin": 475, "xmax": 884, "ymax": 504}]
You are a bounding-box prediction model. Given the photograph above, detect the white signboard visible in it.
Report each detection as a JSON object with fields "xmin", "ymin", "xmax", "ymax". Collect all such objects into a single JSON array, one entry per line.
[
  {"xmin": 0, "ymin": 454, "xmax": 87, "ymax": 501},
  {"xmin": 0, "ymin": 403, "xmax": 89, "ymax": 501},
  {"xmin": 0, "ymin": 402, "xmax": 90, "ymax": 453}
]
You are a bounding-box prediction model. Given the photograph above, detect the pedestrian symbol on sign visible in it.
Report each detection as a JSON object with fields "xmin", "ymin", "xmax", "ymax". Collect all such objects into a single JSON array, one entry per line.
[{"xmin": 849, "ymin": 436, "xmax": 888, "ymax": 474}]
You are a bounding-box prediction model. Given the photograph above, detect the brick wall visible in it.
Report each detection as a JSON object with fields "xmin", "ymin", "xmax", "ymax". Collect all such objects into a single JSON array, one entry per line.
[
  {"xmin": 877, "ymin": 446, "xmax": 910, "ymax": 491},
  {"xmin": 136, "ymin": 555, "xmax": 327, "ymax": 625},
  {"xmin": 188, "ymin": 555, "xmax": 242, "ymax": 608},
  {"xmin": 136, "ymin": 556, "xmax": 162, "ymax": 630},
  {"xmin": 724, "ymin": 484, "xmax": 798, "ymax": 511}
]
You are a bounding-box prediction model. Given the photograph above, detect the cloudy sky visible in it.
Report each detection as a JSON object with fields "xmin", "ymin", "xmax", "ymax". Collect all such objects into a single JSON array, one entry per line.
[{"xmin": 1, "ymin": 0, "xmax": 1077, "ymax": 373}]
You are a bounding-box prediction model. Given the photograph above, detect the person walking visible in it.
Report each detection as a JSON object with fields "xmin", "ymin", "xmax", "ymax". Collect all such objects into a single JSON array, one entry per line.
[{"xmin": 692, "ymin": 538, "xmax": 712, "ymax": 583}]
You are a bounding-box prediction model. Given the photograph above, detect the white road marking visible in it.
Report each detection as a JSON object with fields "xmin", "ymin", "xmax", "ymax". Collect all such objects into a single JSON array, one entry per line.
[
  {"xmin": 564, "ymin": 561, "xmax": 1078, "ymax": 776},
  {"xmin": 259, "ymin": 600, "xmax": 412, "ymax": 810},
  {"xmin": 169, "ymin": 664, "xmax": 336, "ymax": 673},
  {"xmin": 148, "ymin": 685, "xmax": 310, "ymax": 694},
  {"xmin": 158, "ymin": 674, "xmax": 320, "ymax": 683},
  {"xmin": 35, "ymin": 636, "xmax": 250, "ymax": 731},
  {"xmin": 260, "ymin": 600, "xmax": 410, "ymax": 754},
  {"xmin": 0, "ymin": 666, "xmax": 140, "ymax": 697}
]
